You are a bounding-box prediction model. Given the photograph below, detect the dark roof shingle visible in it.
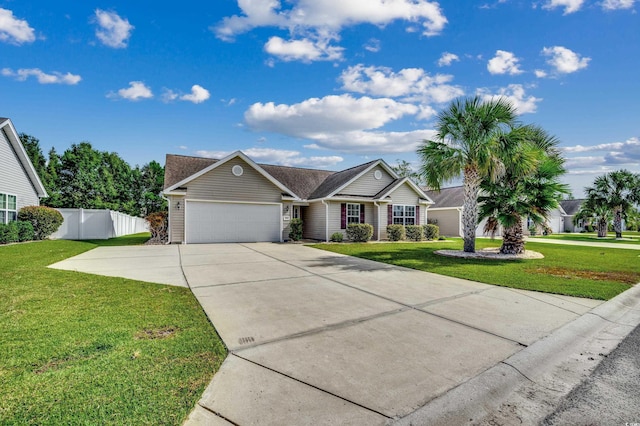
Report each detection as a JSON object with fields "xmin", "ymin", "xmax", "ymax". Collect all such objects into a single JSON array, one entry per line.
[
  {"xmin": 308, "ymin": 160, "xmax": 377, "ymax": 199},
  {"xmin": 259, "ymin": 164, "xmax": 334, "ymax": 199},
  {"xmin": 425, "ymin": 186, "xmax": 465, "ymax": 208},
  {"xmin": 560, "ymin": 199, "xmax": 585, "ymax": 216},
  {"xmin": 164, "ymin": 154, "xmax": 217, "ymax": 189}
]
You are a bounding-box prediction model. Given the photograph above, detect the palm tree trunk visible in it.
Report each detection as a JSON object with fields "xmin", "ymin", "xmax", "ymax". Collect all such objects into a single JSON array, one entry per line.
[
  {"xmin": 462, "ymin": 166, "xmax": 481, "ymax": 253},
  {"xmin": 597, "ymin": 218, "xmax": 608, "ymax": 238},
  {"xmin": 614, "ymin": 206, "xmax": 623, "ymax": 238},
  {"xmin": 500, "ymin": 216, "xmax": 525, "ymax": 254}
]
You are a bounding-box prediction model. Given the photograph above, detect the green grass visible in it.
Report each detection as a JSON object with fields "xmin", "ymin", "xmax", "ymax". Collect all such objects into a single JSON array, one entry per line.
[
  {"xmin": 0, "ymin": 239, "xmax": 226, "ymax": 425},
  {"xmin": 81, "ymin": 232, "xmax": 152, "ymax": 246},
  {"xmin": 312, "ymin": 238, "xmax": 639, "ymax": 300},
  {"xmin": 533, "ymin": 231, "xmax": 640, "ymax": 245}
]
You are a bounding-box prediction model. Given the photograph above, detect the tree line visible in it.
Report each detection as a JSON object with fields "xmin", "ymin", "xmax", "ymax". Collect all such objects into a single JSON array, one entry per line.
[{"xmin": 20, "ymin": 134, "xmax": 167, "ymax": 218}]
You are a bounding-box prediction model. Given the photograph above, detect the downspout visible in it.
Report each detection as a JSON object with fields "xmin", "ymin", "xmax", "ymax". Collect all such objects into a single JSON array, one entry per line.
[
  {"xmin": 374, "ymin": 201, "xmax": 381, "ymax": 241},
  {"xmin": 457, "ymin": 207, "xmax": 463, "ymax": 237},
  {"xmin": 321, "ymin": 199, "xmax": 329, "ymax": 242}
]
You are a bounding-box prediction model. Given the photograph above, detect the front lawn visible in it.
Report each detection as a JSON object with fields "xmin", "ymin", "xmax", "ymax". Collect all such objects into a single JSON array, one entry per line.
[
  {"xmin": 312, "ymin": 239, "xmax": 639, "ymax": 300},
  {"xmin": 0, "ymin": 238, "xmax": 225, "ymax": 425},
  {"xmin": 533, "ymin": 231, "xmax": 640, "ymax": 245}
]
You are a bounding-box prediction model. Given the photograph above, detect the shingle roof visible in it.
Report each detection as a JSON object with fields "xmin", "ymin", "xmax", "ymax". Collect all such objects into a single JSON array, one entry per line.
[
  {"xmin": 259, "ymin": 164, "xmax": 334, "ymax": 200},
  {"xmin": 308, "ymin": 160, "xmax": 377, "ymax": 199},
  {"xmin": 163, "ymin": 154, "xmax": 218, "ymax": 189},
  {"xmin": 425, "ymin": 186, "xmax": 465, "ymax": 208},
  {"xmin": 560, "ymin": 199, "xmax": 585, "ymax": 216}
]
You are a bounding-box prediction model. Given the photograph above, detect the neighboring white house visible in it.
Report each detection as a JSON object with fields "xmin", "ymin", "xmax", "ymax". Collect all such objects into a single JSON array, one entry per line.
[{"xmin": 0, "ymin": 118, "xmax": 48, "ymax": 224}]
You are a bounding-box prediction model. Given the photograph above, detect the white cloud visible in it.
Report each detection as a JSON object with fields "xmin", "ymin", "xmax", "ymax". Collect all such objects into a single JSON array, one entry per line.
[
  {"xmin": 264, "ymin": 36, "xmax": 343, "ymax": 62},
  {"xmin": 214, "ymin": 0, "xmax": 446, "ymax": 62},
  {"xmin": 601, "ymin": 0, "xmax": 636, "ymax": 9},
  {"xmin": 244, "ymin": 94, "xmax": 432, "ymax": 154},
  {"xmin": 180, "ymin": 85, "xmax": 210, "ymax": 103},
  {"xmin": 195, "ymin": 147, "xmax": 344, "ymax": 168},
  {"xmin": 94, "ymin": 9, "xmax": 134, "ymax": 48},
  {"xmin": 487, "ymin": 50, "xmax": 523, "ymax": 75},
  {"xmin": 215, "ymin": 0, "xmax": 447, "ymax": 39},
  {"xmin": 534, "ymin": 69, "xmax": 548, "ymax": 78},
  {"xmin": 108, "ymin": 81, "xmax": 153, "ymax": 101},
  {"xmin": 563, "ymin": 137, "xmax": 640, "ymax": 166},
  {"xmin": 477, "ymin": 84, "xmax": 542, "ymax": 114},
  {"xmin": 542, "ymin": 46, "xmax": 590, "ymax": 74},
  {"xmin": 339, "ymin": 64, "xmax": 464, "ymax": 104},
  {"xmin": 2, "ymin": 68, "xmax": 81, "ymax": 85},
  {"xmin": 542, "ymin": 0, "xmax": 585, "ymax": 14},
  {"xmin": 0, "ymin": 8, "xmax": 35, "ymax": 44},
  {"xmin": 437, "ymin": 52, "xmax": 459, "ymax": 67},
  {"xmin": 364, "ymin": 38, "xmax": 380, "ymax": 52}
]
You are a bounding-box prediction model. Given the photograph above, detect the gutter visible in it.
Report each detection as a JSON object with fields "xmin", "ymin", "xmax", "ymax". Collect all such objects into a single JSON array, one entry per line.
[{"xmin": 321, "ymin": 199, "xmax": 329, "ymax": 242}]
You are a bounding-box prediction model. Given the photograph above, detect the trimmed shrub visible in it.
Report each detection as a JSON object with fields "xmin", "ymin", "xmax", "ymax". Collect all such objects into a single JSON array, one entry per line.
[
  {"xmin": 330, "ymin": 232, "xmax": 344, "ymax": 242},
  {"xmin": 423, "ymin": 224, "xmax": 439, "ymax": 240},
  {"xmin": 438, "ymin": 235, "xmax": 446, "ymax": 241},
  {"xmin": 17, "ymin": 221, "xmax": 35, "ymax": 242},
  {"xmin": 0, "ymin": 222, "xmax": 20, "ymax": 244},
  {"xmin": 146, "ymin": 211, "xmax": 168, "ymax": 244},
  {"xmin": 427, "ymin": 218, "xmax": 438, "ymax": 225},
  {"xmin": 346, "ymin": 223, "xmax": 373, "ymax": 242},
  {"xmin": 18, "ymin": 206, "xmax": 63, "ymax": 240},
  {"xmin": 387, "ymin": 224, "xmax": 405, "ymax": 241},
  {"xmin": 405, "ymin": 225, "xmax": 423, "ymax": 241},
  {"xmin": 289, "ymin": 218, "xmax": 303, "ymax": 241}
]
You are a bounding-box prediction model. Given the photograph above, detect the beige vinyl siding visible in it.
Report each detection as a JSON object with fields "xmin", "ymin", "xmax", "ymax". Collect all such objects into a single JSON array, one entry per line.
[
  {"xmin": 169, "ymin": 195, "xmax": 185, "ymax": 243},
  {"xmin": 302, "ymin": 202, "xmax": 326, "ymax": 240},
  {"xmin": 388, "ymin": 184, "xmax": 421, "ymax": 205},
  {"xmin": 327, "ymin": 201, "xmax": 377, "ymax": 241},
  {"xmin": 427, "ymin": 209, "xmax": 462, "ymax": 237},
  {"xmin": 341, "ymin": 165, "xmax": 394, "ymax": 196},
  {"xmin": 0, "ymin": 128, "xmax": 40, "ymax": 211},
  {"xmin": 186, "ymin": 158, "xmax": 283, "ymax": 202}
]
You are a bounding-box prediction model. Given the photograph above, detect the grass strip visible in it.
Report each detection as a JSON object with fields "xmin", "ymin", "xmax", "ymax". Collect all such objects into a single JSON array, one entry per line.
[{"xmin": 311, "ymin": 238, "xmax": 638, "ymax": 300}]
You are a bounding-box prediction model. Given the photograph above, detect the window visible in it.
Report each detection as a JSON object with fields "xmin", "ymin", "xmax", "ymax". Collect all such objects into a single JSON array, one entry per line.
[
  {"xmin": 347, "ymin": 203, "xmax": 360, "ymax": 224},
  {"xmin": 393, "ymin": 205, "xmax": 415, "ymax": 226},
  {"xmin": 0, "ymin": 193, "xmax": 17, "ymax": 224}
]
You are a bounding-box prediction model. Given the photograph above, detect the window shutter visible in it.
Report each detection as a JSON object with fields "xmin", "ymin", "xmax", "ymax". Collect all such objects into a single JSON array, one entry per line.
[
  {"xmin": 388, "ymin": 205, "xmax": 393, "ymax": 225},
  {"xmin": 341, "ymin": 203, "xmax": 346, "ymax": 229},
  {"xmin": 416, "ymin": 205, "xmax": 420, "ymax": 225},
  {"xmin": 360, "ymin": 204, "xmax": 365, "ymax": 223}
]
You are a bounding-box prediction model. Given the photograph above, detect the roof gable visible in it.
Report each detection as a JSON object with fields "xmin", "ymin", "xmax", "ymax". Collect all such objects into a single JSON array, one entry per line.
[
  {"xmin": 559, "ymin": 199, "xmax": 585, "ymax": 216},
  {"xmin": 163, "ymin": 151, "xmax": 299, "ymax": 198},
  {"xmin": 0, "ymin": 118, "xmax": 47, "ymax": 198},
  {"xmin": 376, "ymin": 177, "xmax": 433, "ymax": 203}
]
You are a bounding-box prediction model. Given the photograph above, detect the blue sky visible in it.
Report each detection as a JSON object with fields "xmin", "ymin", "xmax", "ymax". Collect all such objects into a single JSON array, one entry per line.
[{"xmin": 1, "ymin": 0, "xmax": 638, "ymax": 197}]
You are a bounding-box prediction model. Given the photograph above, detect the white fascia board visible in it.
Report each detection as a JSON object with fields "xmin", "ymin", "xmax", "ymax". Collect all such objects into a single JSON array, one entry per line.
[{"xmin": 1, "ymin": 119, "xmax": 48, "ymax": 198}]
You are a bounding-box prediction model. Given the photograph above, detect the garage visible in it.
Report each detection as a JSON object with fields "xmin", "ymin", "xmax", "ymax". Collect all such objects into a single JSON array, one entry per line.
[{"xmin": 185, "ymin": 201, "xmax": 282, "ymax": 243}]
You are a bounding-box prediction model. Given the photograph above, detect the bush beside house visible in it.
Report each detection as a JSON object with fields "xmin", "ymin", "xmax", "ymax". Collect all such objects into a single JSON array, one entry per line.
[
  {"xmin": 424, "ymin": 224, "xmax": 439, "ymax": 240},
  {"xmin": 405, "ymin": 225, "xmax": 423, "ymax": 241},
  {"xmin": 387, "ymin": 225, "xmax": 405, "ymax": 241},
  {"xmin": 289, "ymin": 218, "xmax": 303, "ymax": 241},
  {"xmin": 346, "ymin": 223, "xmax": 374, "ymax": 242},
  {"xmin": 17, "ymin": 206, "xmax": 63, "ymax": 240}
]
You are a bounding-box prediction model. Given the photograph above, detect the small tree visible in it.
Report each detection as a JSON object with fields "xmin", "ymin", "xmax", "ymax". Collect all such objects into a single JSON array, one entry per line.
[
  {"xmin": 18, "ymin": 206, "xmax": 63, "ymax": 240},
  {"xmin": 146, "ymin": 211, "xmax": 168, "ymax": 244},
  {"xmin": 289, "ymin": 218, "xmax": 303, "ymax": 241}
]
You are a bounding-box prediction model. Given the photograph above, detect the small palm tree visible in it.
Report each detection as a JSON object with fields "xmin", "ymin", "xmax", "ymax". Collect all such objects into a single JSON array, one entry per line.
[
  {"xmin": 587, "ymin": 170, "xmax": 638, "ymax": 238},
  {"xmin": 418, "ymin": 96, "xmax": 517, "ymax": 252},
  {"xmin": 574, "ymin": 197, "xmax": 611, "ymax": 237},
  {"xmin": 478, "ymin": 125, "xmax": 569, "ymax": 254}
]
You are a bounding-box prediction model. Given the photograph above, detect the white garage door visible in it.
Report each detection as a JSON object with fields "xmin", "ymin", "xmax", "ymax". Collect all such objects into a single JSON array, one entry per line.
[{"xmin": 185, "ymin": 202, "xmax": 281, "ymax": 243}]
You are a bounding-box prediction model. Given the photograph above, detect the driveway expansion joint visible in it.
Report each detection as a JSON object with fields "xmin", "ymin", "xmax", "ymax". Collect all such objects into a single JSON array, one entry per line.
[
  {"xmin": 196, "ymin": 403, "xmax": 240, "ymax": 426},
  {"xmin": 230, "ymin": 353, "xmax": 393, "ymax": 420}
]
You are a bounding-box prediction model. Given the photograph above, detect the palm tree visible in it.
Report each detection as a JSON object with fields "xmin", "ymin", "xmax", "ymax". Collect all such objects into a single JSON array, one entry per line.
[
  {"xmin": 587, "ymin": 170, "xmax": 638, "ymax": 238},
  {"xmin": 418, "ymin": 96, "xmax": 517, "ymax": 252},
  {"xmin": 574, "ymin": 197, "xmax": 611, "ymax": 237},
  {"xmin": 478, "ymin": 125, "xmax": 569, "ymax": 254}
]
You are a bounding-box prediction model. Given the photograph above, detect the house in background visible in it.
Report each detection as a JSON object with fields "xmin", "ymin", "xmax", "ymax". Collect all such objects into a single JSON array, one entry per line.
[
  {"xmin": 163, "ymin": 151, "xmax": 433, "ymax": 244},
  {"xmin": 0, "ymin": 118, "xmax": 48, "ymax": 224},
  {"xmin": 426, "ymin": 186, "xmax": 582, "ymax": 237}
]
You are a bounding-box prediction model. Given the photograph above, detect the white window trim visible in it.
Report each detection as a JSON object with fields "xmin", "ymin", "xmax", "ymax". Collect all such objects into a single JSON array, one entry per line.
[
  {"xmin": 0, "ymin": 193, "xmax": 17, "ymax": 224},
  {"xmin": 393, "ymin": 204, "xmax": 416, "ymax": 226},
  {"xmin": 347, "ymin": 203, "xmax": 361, "ymax": 224}
]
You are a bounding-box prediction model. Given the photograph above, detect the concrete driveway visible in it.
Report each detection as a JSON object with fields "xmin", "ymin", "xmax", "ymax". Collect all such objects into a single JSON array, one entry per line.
[{"xmin": 50, "ymin": 243, "xmax": 612, "ymax": 425}]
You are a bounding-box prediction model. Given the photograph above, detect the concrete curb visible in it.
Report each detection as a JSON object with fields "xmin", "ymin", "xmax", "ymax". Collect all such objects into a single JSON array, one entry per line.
[{"xmin": 393, "ymin": 284, "xmax": 640, "ymax": 426}]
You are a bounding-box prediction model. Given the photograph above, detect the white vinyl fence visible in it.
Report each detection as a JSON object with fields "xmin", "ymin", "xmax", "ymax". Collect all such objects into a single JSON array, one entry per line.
[{"xmin": 51, "ymin": 208, "xmax": 149, "ymax": 240}]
